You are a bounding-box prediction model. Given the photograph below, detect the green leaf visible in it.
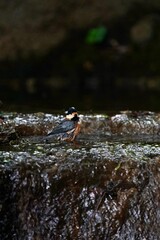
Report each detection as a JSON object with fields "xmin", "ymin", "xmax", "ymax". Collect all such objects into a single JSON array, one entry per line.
[{"xmin": 86, "ymin": 26, "xmax": 107, "ymax": 44}]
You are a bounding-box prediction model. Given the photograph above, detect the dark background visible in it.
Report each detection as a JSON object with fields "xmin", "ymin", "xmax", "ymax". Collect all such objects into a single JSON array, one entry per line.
[{"xmin": 0, "ymin": 0, "xmax": 160, "ymax": 113}]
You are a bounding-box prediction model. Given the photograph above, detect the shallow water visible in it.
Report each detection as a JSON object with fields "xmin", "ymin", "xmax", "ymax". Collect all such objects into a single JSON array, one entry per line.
[{"xmin": 0, "ymin": 111, "xmax": 160, "ymax": 239}]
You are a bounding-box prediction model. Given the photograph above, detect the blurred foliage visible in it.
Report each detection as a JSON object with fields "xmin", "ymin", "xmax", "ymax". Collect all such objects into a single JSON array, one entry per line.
[
  {"xmin": 0, "ymin": 1, "xmax": 160, "ymax": 111},
  {"xmin": 85, "ymin": 26, "xmax": 107, "ymax": 44}
]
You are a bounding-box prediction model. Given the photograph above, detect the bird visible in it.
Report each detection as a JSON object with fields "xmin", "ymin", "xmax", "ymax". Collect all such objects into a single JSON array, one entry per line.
[{"xmin": 46, "ymin": 107, "xmax": 81, "ymax": 142}]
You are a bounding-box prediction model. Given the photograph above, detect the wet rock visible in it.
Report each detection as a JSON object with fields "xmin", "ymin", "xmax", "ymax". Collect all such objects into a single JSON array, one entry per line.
[
  {"xmin": 0, "ymin": 145, "xmax": 160, "ymax": 239},
  {"xmin": 1, "ymin": 111, "xmax": 160, "ymax": 144},
  {"xmin": 110, "ymin": 111, "xmax": 160, "ymax": 135},
  {"xmin": 0, "ymin": 111, "xmax": 160, "ymax": 239}
]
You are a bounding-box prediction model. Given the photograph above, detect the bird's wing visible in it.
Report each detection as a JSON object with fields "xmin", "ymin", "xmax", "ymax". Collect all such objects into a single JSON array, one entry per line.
[{"xmin": 47, "ymin": 119, "xmax": 75, "ymax": 135}]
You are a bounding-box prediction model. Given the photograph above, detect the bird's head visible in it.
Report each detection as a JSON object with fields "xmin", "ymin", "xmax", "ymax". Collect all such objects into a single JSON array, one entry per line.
[{"xmin": 65, "ymin": 107, "xmax": 78, "ymax": 120}]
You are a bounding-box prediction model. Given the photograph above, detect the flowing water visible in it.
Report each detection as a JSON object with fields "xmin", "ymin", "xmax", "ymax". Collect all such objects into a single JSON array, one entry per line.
[{"xmin": 0, "ymin": 111, "xmax": 160, "ymax": 239}]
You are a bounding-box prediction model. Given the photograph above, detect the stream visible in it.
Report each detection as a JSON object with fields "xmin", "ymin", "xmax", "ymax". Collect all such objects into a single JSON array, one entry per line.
[{"xmin": 0, "ymin": 111, "xmax": 160, "ymax": 239}]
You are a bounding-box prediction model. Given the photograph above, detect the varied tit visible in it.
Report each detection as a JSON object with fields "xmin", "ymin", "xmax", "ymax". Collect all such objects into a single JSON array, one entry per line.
[{"xmin": 47, "ymin": 107, "xmax": 81, "ymax": 142}]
